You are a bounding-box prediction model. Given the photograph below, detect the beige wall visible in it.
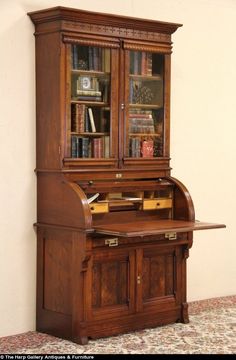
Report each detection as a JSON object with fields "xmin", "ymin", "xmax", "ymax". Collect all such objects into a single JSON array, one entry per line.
[{"xmin": 0, "ymin": 0, "xmax": 235, "ymax": 337}]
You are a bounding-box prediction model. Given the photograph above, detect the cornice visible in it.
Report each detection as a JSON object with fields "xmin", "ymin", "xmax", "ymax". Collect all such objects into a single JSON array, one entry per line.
[{"xmin": 28, "ymin": 6, "xmax": 182, "ymax": 35}]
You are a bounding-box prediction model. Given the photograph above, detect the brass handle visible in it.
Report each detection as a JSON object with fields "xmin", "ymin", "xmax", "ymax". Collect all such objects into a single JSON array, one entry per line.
[
  {"xmin": 137, "ymin": 275, "xmax": 141, "ymax": 285},
  {"xmin": 105, "ymin": 238, "xmax": 119, "ymax": 247}
]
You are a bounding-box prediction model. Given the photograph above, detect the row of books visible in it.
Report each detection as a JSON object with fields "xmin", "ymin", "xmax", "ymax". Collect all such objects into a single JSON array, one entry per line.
[
  {"xmin": 72, "ymin": 45, "xmax": 110, "ymax": 72},
  {"xmin": 129, "ymin": 79, "xmax": 155, "ymax": 105},
  {"xmin": 71, "ymin": 104, "xmax": 109, "ymax": 133},
  {"xmin": 129, "ymin": 137, "xmax": 163, "ymax": 157},
  {"xmin": 130, "ymin": 51, "xmax": 152, "ymax": 76},
  {"xmin": 71, "ymin": 135, "xmax": 110, "ymax": 158},
  {"xmin": 129, "ymin": 113, "xmax": 155, "ymax": 134}
]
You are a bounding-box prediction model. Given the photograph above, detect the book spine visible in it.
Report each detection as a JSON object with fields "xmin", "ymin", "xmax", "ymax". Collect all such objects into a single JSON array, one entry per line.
[
  {"xmin": 135, "ymin": 138, "xmax": 141, "ymax": 157},
  {"xmin": 92, "ymin": 138, "xmax": 103, "ymax": 158},
  {"xmin": 88, "ymin": 108, "xmax": 96, "ymax": 132},
  {"xmin": 77, "ymin": 95, "xmax": 102, "ymax": 101},
  {"xmin": 71, "ymin": 135, "xmax": 79, "ymax": 157},
  {"xmin": 78, "ymin": 137, "xmax": 90, "ymax": 158},
  {"xmin": 71, "ymin": 104, "xmax": 77, "ymax": 132},
  {"xmin": 84, "ymin": 109, "xmax": 90, "ymax": 132},
  {"xmin": 77, "ymin": 90, "xmax": 102, "ymax": 96},
  {"xmin": 141, "ymin": 139, "xmax": 154, "ymax": 158},
  {"xmin": 147, "ymin": 53, "xmax": 152, "ymax": 76},
  {"xmin": 72, "ymin": 45, "xmax": 78, "ymax": 70},
  {"xmin": 78, "ymin": 104, "xmax": 85, "ymax": 133},
  {"xmin": 104, "ymin": 136, "xmax": 110, "ymax": 158},
  {"xmin": 88, "ymin": 47, "xmax": 94, "ymax": 70},
  {"xmin": 104, "ymin": 48, "xmax": 110, "ymax": 73}
]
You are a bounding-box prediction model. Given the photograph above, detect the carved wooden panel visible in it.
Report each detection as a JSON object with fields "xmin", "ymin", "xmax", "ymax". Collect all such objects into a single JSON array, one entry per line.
[
  {"xmin": 62, "ymin": 21, "xmax": 171, "ymax": 44},
  {"xmin": 44, "ymin": 237, "xmax": 72, "ymax": 314}
]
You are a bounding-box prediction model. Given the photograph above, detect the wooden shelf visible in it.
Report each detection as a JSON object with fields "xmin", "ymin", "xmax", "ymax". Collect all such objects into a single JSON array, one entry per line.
[
  {"xmin": 129, "ymin": 74, "xmax": 162, "ymax": 81},
  {"xmin": 71, "ymin": 132, "xmax": 109, "ymax": 136},
  {"xmin": 129, "ymin": 133, "xmax": 161, "ymax": 137},
  {"xmin": 71, "ymin": 100, "xmax": 110, "ymax": 107},
  {"xmin": 129, "ymin": 104, "xmax": 162, "ymax": 109},
  {"xmin": 71, "ymin": 69, "xmax": 110, "ymax": 77},
  {"xmin": 94, "ymin": 220, "xmax": 226, "ymax": 237}
]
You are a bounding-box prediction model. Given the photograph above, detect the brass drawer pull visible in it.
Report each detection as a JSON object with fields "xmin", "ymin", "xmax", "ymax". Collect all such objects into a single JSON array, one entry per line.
[
  {"xmin": 105, "ymin": 238, "xmax": 119, "ymax": 247},
  {"xmin": 165, "ymin": 232, "xmax": 177, "ymax": 240}
]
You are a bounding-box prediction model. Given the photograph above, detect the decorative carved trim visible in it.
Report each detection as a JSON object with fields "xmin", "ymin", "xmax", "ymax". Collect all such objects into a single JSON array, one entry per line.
[
  {"xmin": 63, "ymin": 35, "xmax": 120, "ymax": 48},
  {"xmin": 123, "ymin": 40, "xmax": 172, "ymax": 54},
  {"xmin": 81, "ymin": 254, "xmax": 91, "ymax": 272},
  {"xmin": 62, "ymin": 21, "xmax": 171, "ymax": 44},
  {"xmin": 183, "ymin": 245, "xmax": 190, "ymax": 260},
  {"xmin": 28, "ymin": 7, "xmax": 182, "ymax": 36}
]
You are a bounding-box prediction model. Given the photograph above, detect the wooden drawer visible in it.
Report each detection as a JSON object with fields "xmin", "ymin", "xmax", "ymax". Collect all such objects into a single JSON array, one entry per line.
[
  {"xmin": 143, "ymin": 198, "xmax": 172, "ymax": 210},
  {"xmin": 91, "ymin": 232, "xmax": 188, "ymax": 249},
  {"xmin": 89, "ymin": 203, "xmax": 109, "ymax": 214}
]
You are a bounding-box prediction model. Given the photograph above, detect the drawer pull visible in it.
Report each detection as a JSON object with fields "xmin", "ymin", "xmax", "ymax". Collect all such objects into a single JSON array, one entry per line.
[
  {"xmin": 165, "ymin": 232, "xmax": 177, "ymax": 240},
  {"xmin": 105, "ymin": 238, "xmax": 119, "ymax": 247}
]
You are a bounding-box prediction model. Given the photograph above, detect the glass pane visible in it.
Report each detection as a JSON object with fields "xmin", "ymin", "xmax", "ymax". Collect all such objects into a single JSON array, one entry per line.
[
  {"xmin": 70, "ymin": 45, "xmax": 111, "ymax": 159},
  {"xmin": 127, "ymin": 51, "xmax": 164, "ymax": 158}
]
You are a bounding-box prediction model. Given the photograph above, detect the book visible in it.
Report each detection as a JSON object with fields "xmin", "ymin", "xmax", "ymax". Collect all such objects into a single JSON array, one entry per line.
[
  {"xmin": 130, "ymin": 137, "xmax": 141, "ymax": 157},
  {"xmin": 78, "ymin": 137, "xmax": 90, "ymax": 157},
  {"xmin": 103, "ymin": 48, "xmax": 110, "ymax": 72},
  {"xmin": 77, "ymin": 95, "xmax": 102, "ymax": 102},
  {"xmin": 129, "ymin": 116, "xmax": 154, "ymax": 134},
  {"xmin": 88, "ymin": 108, "xmax": 96, "ymax": 132},
  {"xmin": 92, "ymin": 137, "xmax": 103, "ymax": 158},
  {"xmin": 104, "ymin": 136, "xmax": 110, "ymax": 158},
  {"xmin": 141, "ymin": 139, "xmax": 154, "ymax": 158},
  {"xmin": 71, "ymin": 135, "xmax": 79, "ymax": 157},
  {"xmin": 71, "ymin": 136, "xmax": 90, "ymax": 158}
]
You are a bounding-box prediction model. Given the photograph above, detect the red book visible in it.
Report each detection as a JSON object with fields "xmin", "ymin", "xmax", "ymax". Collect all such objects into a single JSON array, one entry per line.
[
  {"xmin": 92, "ymin": 138, "xmax": 103, "ymax": 158},
  {"xmin": 141, "ymin": 139, "xmax": 154, "ymax": 158}
]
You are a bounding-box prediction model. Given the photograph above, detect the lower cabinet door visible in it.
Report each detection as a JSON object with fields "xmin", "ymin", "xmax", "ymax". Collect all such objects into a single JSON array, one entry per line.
[
  {"xmin": 136, "ymin": 245, "xmax": 182, "ymax": 312},
  {"xmin": 88, "ymin": 248, "xmax": 135, "ymax": 320}
]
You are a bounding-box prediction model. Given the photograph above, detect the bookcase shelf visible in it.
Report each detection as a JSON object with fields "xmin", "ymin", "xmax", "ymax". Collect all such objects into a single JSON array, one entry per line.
[
  {"xmin": 71, "ymin": 69, "xmax": 110, "ymax": 77},
  {"xmin": 71, "ymin": 100, "xmax": 110, "ymax": 107},
  {"xmin": 129, "ymin": 133, "xmax": 161, "ymax": 137},
  {"xmin": 129, "ymin": 104, "xmax": 162, "ymax": 109},
  {"xmin": 71, "ymin": 132, "xmax": 109, "ymax": 136},
  {"xmin": 129, "ymin": 74, "xmax": 162, "ymax": 81}
]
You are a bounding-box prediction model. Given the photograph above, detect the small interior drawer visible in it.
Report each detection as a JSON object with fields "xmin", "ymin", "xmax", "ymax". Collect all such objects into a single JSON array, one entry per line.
[
  {"xmin": 143, "ymin": 198, "xmax": 172, "ymax": 210},
  {"xmin": 89, "ymin": 203, "xmax": 109, "ymax": 214}
]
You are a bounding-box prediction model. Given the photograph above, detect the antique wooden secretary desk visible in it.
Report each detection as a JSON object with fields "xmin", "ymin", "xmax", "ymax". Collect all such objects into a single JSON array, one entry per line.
[{"xmin": 28, "ymin": 7, "xmax": 225, "ymax": 344}]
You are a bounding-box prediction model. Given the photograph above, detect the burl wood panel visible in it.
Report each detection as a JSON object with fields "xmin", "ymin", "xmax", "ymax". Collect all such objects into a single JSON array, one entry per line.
[
  {"xmin": 142, "ymin": 250, "xmax": 174, "ymax": 300},
  {"xmin": 92, "ymin": 259, "xmax": 129, "ymax": 308}
]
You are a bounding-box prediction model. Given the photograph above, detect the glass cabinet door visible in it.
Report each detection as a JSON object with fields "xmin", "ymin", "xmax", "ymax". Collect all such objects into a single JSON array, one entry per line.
[
  {"xmin": 67, "ymin": 44, "xmax": 116, "ymax": 160},
  {"xmin": 125, "ymin": 51, "xmax": 164, "ymax": 159}
]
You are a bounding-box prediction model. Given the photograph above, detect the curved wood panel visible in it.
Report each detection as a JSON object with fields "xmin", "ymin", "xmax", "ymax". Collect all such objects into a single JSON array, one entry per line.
[
  {"xmin": 166, "ymin": 176, "xmax": 195, "ymax": 221},
  {"xmin": 37, "ymin": 172, "xmax": 92, "ymax": 229}
]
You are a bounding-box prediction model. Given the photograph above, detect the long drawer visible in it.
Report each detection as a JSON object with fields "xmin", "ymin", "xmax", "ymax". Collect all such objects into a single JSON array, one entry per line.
[{"xmin": 90, "ymin": 232, "xmax": 189, "ymax": 249}]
